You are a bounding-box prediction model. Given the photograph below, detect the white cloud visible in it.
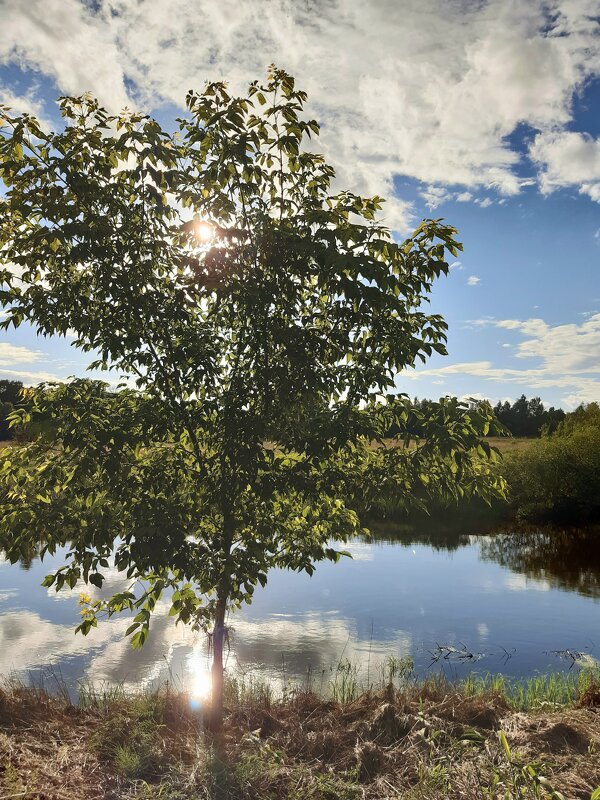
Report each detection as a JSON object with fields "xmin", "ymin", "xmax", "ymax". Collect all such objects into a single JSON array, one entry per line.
[
  {"xmin": 420, "ymin": 187, "xmax": 494, "ymax": 210},
  {"xmin": 0, "ymin": 606, "xmax": 199, "ymax": 688},
  {"xmin": 0, "ymin": 342, "xmax": 41, "ymax": 366},
  {"xmin": 530, "ymin": 130, "xmax": 600, "ymax": 201},
  {"xmin": 467, "ymin": 275, "xmax": 481, "ymax": 286},
  {"xmin": 495, "ymin": 314, "xmax": 600, "ymax": 374},
  {"xmin": 0, "ymin": 82, "xmax": 50, "ymax": 124},
  {"xmin": 0, "ymin": 0, "xmax": 598, "ymax": 231},
  {"xmin": 477, "ymin": 622, "xmax": 489, "ymax": 638},
  {"xmin": 402, "ymin": 313, "xmax": 600, "ymax": 407},
  {"xmin": 505, "ymin": 574, "xmax": 551, "ymax": 592},
  {"xmin": 420, "ymin": 185, "xmax": 452, "ymax": 209},
  {"xmin": 0, "ymin": 368, "xmax": 61, "ymax": 384},
  {"xmin": 0, "ymin": 0, "xmax": 130, "ymax": 110}
]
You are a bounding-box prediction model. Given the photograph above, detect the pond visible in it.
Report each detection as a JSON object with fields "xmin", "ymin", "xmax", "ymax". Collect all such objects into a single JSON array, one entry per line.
[{"xmin": 1, "ymin": 520, "xmax": 599, "ymax": 696}]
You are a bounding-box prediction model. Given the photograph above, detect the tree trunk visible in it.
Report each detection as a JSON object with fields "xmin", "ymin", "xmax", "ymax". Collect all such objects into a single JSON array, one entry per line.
[{"xmin": 207, "ymin": 592, "xmax": 227, "ymax": 732}]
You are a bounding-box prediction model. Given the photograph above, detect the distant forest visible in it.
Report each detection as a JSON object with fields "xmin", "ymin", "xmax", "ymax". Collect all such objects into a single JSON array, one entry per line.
[
  {"xmin": 0, "ymin": 380, "xmax": 582, "ymax": 441},
  {"xmin": 491, "ymin": 395, "xmax": 566, "ymax": 437},
  {"xmin": 386, "ymin": 395, "xmax": 568, "ymax": 439},
  {"xmin": 406, "ymin": 395, "xmax": 566, "ymax": 438}
]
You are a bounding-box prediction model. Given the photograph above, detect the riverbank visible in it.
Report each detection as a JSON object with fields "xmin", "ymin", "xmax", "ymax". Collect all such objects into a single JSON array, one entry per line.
[{"xmin": 1, "ymin": 673, "xmax": 599, "ymax": 799}]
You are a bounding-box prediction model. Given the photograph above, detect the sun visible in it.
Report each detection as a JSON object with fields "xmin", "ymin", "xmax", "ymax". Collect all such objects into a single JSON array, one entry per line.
[{"xmin": 194, "ymin": 220, "xmax": 214, "ymax": 243}]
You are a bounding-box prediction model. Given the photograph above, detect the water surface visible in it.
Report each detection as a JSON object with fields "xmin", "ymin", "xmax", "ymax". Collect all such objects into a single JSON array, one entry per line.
[{"xmin": 1, "ymin": 521, "xmax": 598, "ymax": 694}]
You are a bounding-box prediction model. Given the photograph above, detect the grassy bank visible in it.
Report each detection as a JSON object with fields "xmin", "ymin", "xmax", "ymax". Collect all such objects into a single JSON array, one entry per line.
[{"xmin": 1, "ymin": 671, "xmax": 599, "ymax": 799}]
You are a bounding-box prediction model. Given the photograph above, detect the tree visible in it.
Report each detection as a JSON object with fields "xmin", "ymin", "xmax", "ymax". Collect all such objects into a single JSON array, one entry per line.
[
  {"xmin": 0, "ymin": 69, "xmax": 504, "ymax": 729},
  {"xmin": 493, "ymin": 395, "xmax": 565, "ymax": 438},
  {"xmin": 554, "ymin": 401, "xmax": 600, "ymax": 436},
  {"xmin": 0, "ymin": 379, "xmax": 23, "ymax": 439}
]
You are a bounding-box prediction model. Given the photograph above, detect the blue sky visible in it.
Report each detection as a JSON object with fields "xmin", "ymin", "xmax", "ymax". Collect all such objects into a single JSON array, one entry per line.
[{"xmin": 0, "ymin": 0, "xmax": 599, "ymax": 409}]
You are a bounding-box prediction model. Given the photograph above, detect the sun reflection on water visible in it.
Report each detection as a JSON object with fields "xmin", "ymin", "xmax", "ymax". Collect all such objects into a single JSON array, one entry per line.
[{"xmin": 189, "ymin": 650, "xmax": 212, "ymax": 708}]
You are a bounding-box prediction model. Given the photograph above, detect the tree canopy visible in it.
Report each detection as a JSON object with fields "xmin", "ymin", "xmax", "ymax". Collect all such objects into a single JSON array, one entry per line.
[{"xmin": 0, "ymin": 68, "xmax": 505, "ymax": 726}]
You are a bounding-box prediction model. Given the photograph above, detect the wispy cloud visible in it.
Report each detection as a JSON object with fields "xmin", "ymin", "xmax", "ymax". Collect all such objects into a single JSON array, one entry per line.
[
  {"xmin": 0, "ymin": 82, "xmax": 51, "ymax": 125},
  {"xmin": 467, "ymin": 275, "xmax": 481, "ymax": 286},
  {"xmin": 0, "ymin": 342, "xmax": 41, "ymax": 366},
  {"xmin": 494, "ymin": 315, "xmax": 600, "ymax": 374},
  {"xmin": 402, "ymin": 313, "xmax": 600, "ymax": 407},
  {"xmin": 0, "ymin": 368, "xmax": 62, "ymax": 384}
]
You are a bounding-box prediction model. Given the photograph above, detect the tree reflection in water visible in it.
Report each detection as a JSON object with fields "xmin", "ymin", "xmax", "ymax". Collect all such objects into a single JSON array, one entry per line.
[
  {"xmin": 367, "ymin": 516, "xmax": 600, "ymax": 601},
  {"xmin": 479, "ymin": 526, "xmax": 600, "ymax": 599},
  {"xmin": 365, "ymin": 509, "xmax": 500, "ymax": 552}
]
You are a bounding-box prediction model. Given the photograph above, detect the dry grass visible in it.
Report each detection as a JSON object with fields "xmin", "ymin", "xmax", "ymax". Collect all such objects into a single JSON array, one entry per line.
[
  {"xmin": 484, "ymin": 436, "xmax": 536, "ymax": 453},
  {"xmin": 0, "ymin": 683, "xmax": 199, "ymax": 799},
  {"xmin": 1, "ymin": 679, "xmax": 599, "ymax": 799},
  {"xmin": 375, "ymin": 436, "xmax": 535, "ymax": 453}
]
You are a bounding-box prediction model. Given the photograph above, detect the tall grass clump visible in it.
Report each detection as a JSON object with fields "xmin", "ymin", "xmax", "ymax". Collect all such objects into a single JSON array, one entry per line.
[{"xmin": 463, "ymin": 668, "xmax": 600, "ymax": 710}]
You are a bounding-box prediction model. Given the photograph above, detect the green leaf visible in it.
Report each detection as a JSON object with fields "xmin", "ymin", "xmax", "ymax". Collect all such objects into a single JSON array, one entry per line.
[
  {"xmin": 125, "ymin": 622, "xmax": 140, "ymax": 636},
  {"xmin": 498, "ymin": 730, "xmax": 511, "ymax": 762},
  {"xmin": 131, "ymin": 629, "xmax": 148, "ymax": 649}
]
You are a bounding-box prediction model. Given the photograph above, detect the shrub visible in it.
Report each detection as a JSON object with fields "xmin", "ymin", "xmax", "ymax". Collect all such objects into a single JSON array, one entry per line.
[{"xmin": 503, "ymin": 417, "xmax": 600, "ymax": 521}]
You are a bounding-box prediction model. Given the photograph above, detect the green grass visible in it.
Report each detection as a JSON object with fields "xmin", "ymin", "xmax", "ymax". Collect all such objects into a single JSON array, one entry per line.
[
  {"xmin": 462, "ymin": 668, "xmax": 600, "ymax": 710},
  {"xmin": 220, "ymin": 657, "xmax": 600, "ymax": 713},
  {"xmin": 88, "ymin": 691, "xmax": 168, "ymax": 778}
]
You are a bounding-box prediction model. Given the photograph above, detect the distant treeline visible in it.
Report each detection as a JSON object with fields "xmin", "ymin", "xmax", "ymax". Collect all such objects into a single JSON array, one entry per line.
[
  {"xmin": 389, "ymin": 394, "xmax": 566, "ymax": 439},
  {"xmin": 492, "ymin": 395, "xmax": 566, "ymax": 437}
]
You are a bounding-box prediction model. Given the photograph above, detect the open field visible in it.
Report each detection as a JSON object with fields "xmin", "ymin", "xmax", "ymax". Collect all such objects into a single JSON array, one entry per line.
[
  {"xmin": 1, "ymin": 672, "xmax": 599, "ymax": 800},
  {"xmin": 366, "ymin": 436, "xmax": 536, "ymax": 453},
  {"xmin": 484, "ymin": 436, "xmax": 536, "ymax": 453}
]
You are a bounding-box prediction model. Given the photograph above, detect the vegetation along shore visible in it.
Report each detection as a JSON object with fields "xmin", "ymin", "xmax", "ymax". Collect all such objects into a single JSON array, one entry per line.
[{"xmin": 1, "ymin": 668, "xmax": 600, "ymax": 800}]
